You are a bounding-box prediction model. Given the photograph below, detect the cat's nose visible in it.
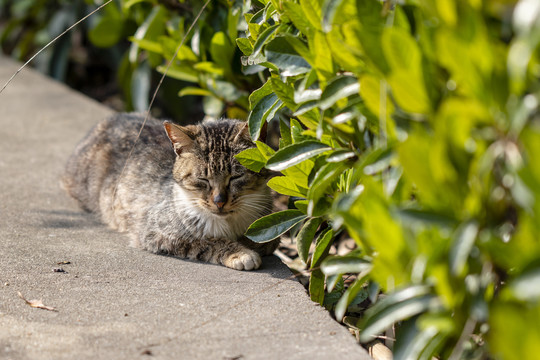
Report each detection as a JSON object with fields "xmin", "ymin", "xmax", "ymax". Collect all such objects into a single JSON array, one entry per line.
[{"xmin": 213, "ymin": 193, "xmax": 227, "ymax": 210}]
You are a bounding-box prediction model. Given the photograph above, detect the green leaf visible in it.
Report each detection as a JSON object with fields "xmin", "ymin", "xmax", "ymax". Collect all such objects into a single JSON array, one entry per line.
[
  {"xmin": 248, "ymin": 93, "xmax": 281, "ymax": 140},
  {"xmin": 449, "ymin": 221, "xmax": 479, "ymax": 276},
  {"xmin": 335, "ymin": 275, "xmax": 368, "ymax": 321},
  {"xmin": 382, "ymin": 27, "xmax": 421, "ymax": 72},
  {"xmin": 489, "ymin": 301, "xmax": 540, "ymax": 360},
  {"xmin": 284, "ymin": 35, "xmax": 314, "ymax": 65},
  {"xmin": 307, "ymin": 162, "xmax": 348, "ymax": 214},
  {"xmin": 236, "ymin": 37, "xmax": 253, "ymax": 56},
  {"xmin": 319, "ymin": 76, "xmax": 360, "ymax": 110},
  {"xmin": 282, "ymin": 159, "xmax": 313, "ymax": 188},
  {"xmin": 295, "ymin": 200, "xmax": 309, "ymax": 214},
  {"xmin": 89, "ymin": 13, "xmax": 123, "ymax": 48},
  {"xmin": 128, "ymin": 38, "xmax": 162, "ymax": 54},
  {"xmin": 193, "ymin": 62, "xmax": 225, "ymax": 76},
  {"xmin": 210, "ymin": 31, "xmax": 234, "ymax": 71},
  {"xmin": 202, "ymin": 96, "xmax": 224, "ymax": 119},
  {"xmin": 279, "ymin": 119, "xmax": 293, "ymax": 147},
  {"xmin": 270, "ymin": 78, "xmax": 297, "ymax": 110},
  {"xmin": 249, "ymin": 80, "xmax": 274, "ymax": 109},
  {"xmin": 296, "ymin": 217, "xmax": 323, "ymax": 264},
  {"xmin": 326, "ymin": 149, "xmax": 357, "ymax": 163},
  {"xmin": 128, "ymin": 5, "xmax": 166, "ymax": 63},
  {"xmin": 123, "ymin": 0, "xmax": 151, "ymax": 10},
  {"xmin": 209, "ymin": 80, "xmax": 244, "ymax": 102},
  {"xmin": 310, "ymin": 269, "xmax": 326, "ymax": 305},
  {"xmin": 245, "ymin": 210, "xmax": 307, "ymax": 243},
  {"xmin": 266, "ymin": 141, "xmax": 332, "ymax": 171},
  {"xmin": 321, "ymin": 255, "xmax": 372, "ymax": 276},
  {"xmin": 311, "ymin": 228, "xmax": 334, "ymax": 268},
  {"xmin": 393, "ymin": 320, "xmax": 446, "ymax": 360},
  {"xmin": 234, "ymin": 147, "xmax": 267, "ymax": 172},
  {"xmin": 131, "ymin": 60, "xmax": 151, "ymax": 111},
  {"xmin": 388, "ymin": 71, "xmax": 431, "ymax": 114},
  {"xmin": 311, "ymin": 31, "xmax": 334, "ymax": 79},
  {"xmin": 359, "ymin": 286, "xmax": 440, "ymax": 343},
  {"xmin": 505, "ymin": 267, "xmax": 540, "ymax": 302},
  {"xmin": 157, "ymin": 64, "xmax": 198, "ymax": 83},
  {"xmin": 322, "ymin": 0, "xmax": 345, "ymax": 32},
  {"xmin": 178, "ymin": 87, "xmax": 213, "ymax": 97},
  {"xmin": 256, "ymin": 141, "xmax": 276, "ymax": 159},
  {"xmin": 251, "ymin": 24, "xmax": 280, "ymax": 58},
  {"xmin": 265, "ymin": 37, "xmax": 312, "ymax": 76},
  {"xmin": 300, "ymin": 0, "xmax": 322, "ymax": 31},
  {"xmin": 283, "ymin": 2, "xmax": 313, "ymax": 35},
  {"xmin": 161, "ymin": 42, "xmax": 197, "ymax": 62},
  {"xmin": 267, "ymin": 176, "xmax": 308, "ymax": 198}
]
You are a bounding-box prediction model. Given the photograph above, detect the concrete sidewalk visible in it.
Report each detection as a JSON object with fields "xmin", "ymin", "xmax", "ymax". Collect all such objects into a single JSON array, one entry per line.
[{"xmin": 0, "ymin": 57, "xmax": 371, "ymax": 360}]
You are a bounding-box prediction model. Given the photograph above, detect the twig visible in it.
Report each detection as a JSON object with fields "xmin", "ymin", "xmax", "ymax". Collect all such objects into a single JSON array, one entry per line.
[{"xmin": 0, "ymin": 0, "xmax": 114, "ymax": 95}]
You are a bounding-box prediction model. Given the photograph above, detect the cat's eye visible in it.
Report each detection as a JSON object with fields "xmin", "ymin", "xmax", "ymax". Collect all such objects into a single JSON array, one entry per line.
[{"xmin": 196, "ymin": 178, "xmax": 210, "ymax": 188}]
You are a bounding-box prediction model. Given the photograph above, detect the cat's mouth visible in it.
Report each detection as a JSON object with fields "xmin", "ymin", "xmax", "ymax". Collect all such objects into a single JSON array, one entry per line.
[{"xmin": 208, "ymin": 208, "xmax": 233, "ymax": 216}]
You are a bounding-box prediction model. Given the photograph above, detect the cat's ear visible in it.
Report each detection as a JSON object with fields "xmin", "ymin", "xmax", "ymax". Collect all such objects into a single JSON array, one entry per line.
[
  {"xmin": 164, "ymin": 121, "xmax": 195, "ymax": 155},
  {"xmin": 234, "ymin": 122, "xmax": 252, "ymax": 143},
  {"xmin": 234, "ymin": 121, "xmax": 267, "ymax": 143}
]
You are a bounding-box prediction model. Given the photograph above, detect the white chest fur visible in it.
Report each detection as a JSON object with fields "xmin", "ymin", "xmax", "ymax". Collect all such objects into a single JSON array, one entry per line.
[{"xmin": 172, "ymin": 184, "xmax": 255, "ymax": 241}]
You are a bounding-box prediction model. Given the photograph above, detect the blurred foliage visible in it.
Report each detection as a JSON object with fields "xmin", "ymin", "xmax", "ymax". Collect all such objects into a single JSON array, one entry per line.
[
  {"xmin": 234, "ymin": 0, "xmax": 540, "ymax": 359},
  {"xmin": 3, "ymin": 0, "xmax": 540, "ymax": 359}
]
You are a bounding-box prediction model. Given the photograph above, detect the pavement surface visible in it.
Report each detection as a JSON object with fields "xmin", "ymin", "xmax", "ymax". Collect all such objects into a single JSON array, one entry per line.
[{"xmin": 0, "ymin": 56, "xmax": 371, "ymax": 360}]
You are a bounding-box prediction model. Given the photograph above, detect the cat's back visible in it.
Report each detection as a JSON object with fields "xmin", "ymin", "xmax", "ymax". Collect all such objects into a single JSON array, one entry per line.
[{"xmin": 62, "ymin": 113, "xmax": 172, "ymax": 213}]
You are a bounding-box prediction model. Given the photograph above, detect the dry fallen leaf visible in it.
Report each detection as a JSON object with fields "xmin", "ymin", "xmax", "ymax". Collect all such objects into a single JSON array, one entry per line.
[{"xmin": 17, "ymin": 292, "xmax": 58, "ymax": 312}]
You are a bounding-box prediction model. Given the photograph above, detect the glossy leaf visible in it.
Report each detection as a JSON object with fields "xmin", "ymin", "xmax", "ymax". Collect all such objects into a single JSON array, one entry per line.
[
  {"xmin": 310, "ymin": 269, "xmax": 326, "ymax": 305},
  {"xmin": 311, "ymin": 228, "xmax": 334, "ymax": 268},
  {"xmin": 296, "ymin": 217, "xmax": 323, "ymax": 264},
  {"xmin": 251, "ymin": 24, "xmax": 280, "ymax": 58},
  {"xmin": 266, "ymin": 141, "xmax": 331, "ymax": 171},
  {"xmin": 449, "ymin": 221, "xmax": 479, "ymax": 276},
  {"xmin": 360, "ymin": 293, "xmax": 440, "ymax": 343},
  {"xmin": 210, "ymin": 31, "xmax": 234, "ymax": 72},
  {"xmin": 248, "ymin": 93, "xmax": 281, "ymax": 140},
  {"xmin": 319, "ymin": 76, "xmax": 360, "ymax": 110},
  {"xmin": 234, "ymin": 147, "xmax": 267, "ymax": 172},
  {"xmin": 265, "ymin": 37, "xmax": 311, "ymax": 76},
  {"xmin": 321, "ymin": 255, "xmax": 372, "ymax": 276},
  {"xmin": 322, "ymin": 0, "xmax": 345, "ymax": 32},
  {"xmin": 267, "ymin": 176, "xmax": 308, "ymax": 198},
  {"xmin": 335, "ymin": 275, "xmax": 368, "ymax": 321},
  {"xmin": 245, "ymin": 210, "xmax": 307, "ymax": 243}
]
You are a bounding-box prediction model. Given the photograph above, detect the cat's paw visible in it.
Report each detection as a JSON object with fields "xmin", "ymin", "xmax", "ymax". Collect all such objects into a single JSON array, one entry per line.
[{"xmin": 223, "ymin": 250, "xmax": 262, "ymax": 271}]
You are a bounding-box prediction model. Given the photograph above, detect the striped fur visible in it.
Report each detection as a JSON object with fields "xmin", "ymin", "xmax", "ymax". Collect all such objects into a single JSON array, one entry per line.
[{"xmin": 62, "ymin": 113, "xmax": 278, "ymax": 270}]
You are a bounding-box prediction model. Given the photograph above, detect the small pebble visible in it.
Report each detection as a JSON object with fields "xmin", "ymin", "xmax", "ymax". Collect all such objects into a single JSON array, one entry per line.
[{"xmin": 53, "ymin": 268, "xmax": 67, "ymax": 273}]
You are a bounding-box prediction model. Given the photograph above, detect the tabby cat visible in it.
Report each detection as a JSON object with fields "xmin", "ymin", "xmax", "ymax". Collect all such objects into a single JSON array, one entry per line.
[{"xmin": 62, "ymin": 113, "xmax": 278, "ymax": 270}]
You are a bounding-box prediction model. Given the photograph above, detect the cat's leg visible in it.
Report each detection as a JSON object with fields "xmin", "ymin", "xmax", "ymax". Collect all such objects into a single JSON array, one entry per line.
[
  {"xmin": 238, "ymin": 236, "xmax": 280, "ymax": 257},
  {"xmin": 149, "ymin": 235, "xmax": 262, "ymax": 271},
  {"xmin": 219, "ymin": 244, "xmax": 262, "ymax": 271},
  {"xmin": 194, "ymin": 238, "xmax": 262, "ymax": 271}
]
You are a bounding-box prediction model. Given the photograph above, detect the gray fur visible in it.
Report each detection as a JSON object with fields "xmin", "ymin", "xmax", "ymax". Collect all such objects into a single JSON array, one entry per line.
[{"xmin": 62, "ymin": 113, "xmax": 278, "ymax": 270}]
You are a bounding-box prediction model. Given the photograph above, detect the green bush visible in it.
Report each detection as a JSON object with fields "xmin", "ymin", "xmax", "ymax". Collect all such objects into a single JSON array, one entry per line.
[
  {"xmin": 5, "ymin": 0, "xmax": 540, "ymax": 358},
  {"xmin": 231, "ymin": 1, "xmax": 540, "ymax": 358}
]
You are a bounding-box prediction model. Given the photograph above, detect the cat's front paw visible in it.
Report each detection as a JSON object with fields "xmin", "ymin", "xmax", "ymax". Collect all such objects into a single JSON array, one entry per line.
[{"xmin": 223, "ymin": 250, "xmax": 262, "ymax": 271}]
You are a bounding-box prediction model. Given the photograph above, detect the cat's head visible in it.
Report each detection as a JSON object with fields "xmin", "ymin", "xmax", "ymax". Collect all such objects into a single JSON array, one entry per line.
[{"xmin": 164, "ymin": 119, "xmax": 272, "ymax": 218}]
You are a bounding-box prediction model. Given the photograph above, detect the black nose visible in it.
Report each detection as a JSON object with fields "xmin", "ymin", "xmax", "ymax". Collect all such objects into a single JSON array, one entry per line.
[{"xmin": 213, "ymin": 193, "xmax": 227, "ymax": 210}]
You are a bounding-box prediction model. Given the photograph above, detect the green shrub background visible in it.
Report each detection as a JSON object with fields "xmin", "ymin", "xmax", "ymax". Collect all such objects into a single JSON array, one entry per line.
[{"xmin": 3, "ymin": 0, "xmax": 540, "ymax": 359}]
